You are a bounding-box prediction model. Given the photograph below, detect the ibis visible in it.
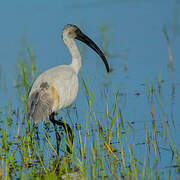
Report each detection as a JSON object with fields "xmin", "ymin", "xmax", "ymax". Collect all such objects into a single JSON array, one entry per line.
[{"xmin": 27, "ymin": 24, "xmax": 110, "ymax": 154}]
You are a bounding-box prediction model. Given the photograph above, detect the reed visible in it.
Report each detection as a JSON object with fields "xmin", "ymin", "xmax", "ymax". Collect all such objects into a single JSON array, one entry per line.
[{"xmin": 0, "ymin": 37, "xmax": 179, "ymax": 179}]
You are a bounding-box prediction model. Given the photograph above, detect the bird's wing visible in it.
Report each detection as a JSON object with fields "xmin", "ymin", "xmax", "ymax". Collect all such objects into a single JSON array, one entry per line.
[{"xmin": 27, "ymin": 82, "xmax": 53, "ymax": 123}]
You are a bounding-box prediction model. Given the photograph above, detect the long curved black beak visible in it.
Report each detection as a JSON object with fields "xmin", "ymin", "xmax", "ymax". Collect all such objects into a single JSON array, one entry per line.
[{"xmin": 75, "ymin": 29, "xmax": 110, "ymax": 73}]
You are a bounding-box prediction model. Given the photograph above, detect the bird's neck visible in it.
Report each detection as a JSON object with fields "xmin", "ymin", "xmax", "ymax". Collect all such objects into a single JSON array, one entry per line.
[{"xmin": 64, "ymin": 38, "xmax": 82, "ymax": 74}]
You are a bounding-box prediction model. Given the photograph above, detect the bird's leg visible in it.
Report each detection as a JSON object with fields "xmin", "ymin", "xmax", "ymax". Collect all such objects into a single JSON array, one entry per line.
[
  {"xmin": 49, "ymin": 113, "xmax": 61, "ymax": 156},
  {"xmin": 59, "ymin": 119, "xmax": 74, "ymax": 154},
  {"xmin": 49, "ymin": 112, "xmax": 74, "ymax": 154}
]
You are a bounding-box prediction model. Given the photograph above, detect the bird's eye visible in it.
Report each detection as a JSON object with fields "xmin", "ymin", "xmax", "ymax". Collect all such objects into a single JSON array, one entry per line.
[
  {"xmin": 68, "ymin": 31, "xmax": 75, "ymax": 38},
  {"xmin": 68, "ymin": 31, "xmax": 72, "ymax": 35}
]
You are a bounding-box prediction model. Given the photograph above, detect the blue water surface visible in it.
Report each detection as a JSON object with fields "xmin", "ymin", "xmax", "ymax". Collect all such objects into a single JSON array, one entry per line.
[{"xmin": 0, "ymin": 0, "xmax": 179, "ymax": 178}]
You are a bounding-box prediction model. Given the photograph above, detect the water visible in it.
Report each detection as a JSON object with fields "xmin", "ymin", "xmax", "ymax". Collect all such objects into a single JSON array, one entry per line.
[{"xmin": 0, "ymin": 0, "xmax": 180, "ymax": 178}]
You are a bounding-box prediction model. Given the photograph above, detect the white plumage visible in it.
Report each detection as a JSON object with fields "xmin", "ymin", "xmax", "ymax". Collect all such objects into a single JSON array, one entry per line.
[{"xmin": 27, "ymin": 24, "xmax": 110, "ymax": 123}]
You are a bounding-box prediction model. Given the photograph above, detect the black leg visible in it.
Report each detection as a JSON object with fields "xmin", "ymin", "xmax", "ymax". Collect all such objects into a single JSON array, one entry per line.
[
  {"xmin": 49, "ymin": 113, "xmax": 61, "ymax": 156},
  {"xmin": 49, "ymin": 112, "xmax": 74, "ymax": 154}
]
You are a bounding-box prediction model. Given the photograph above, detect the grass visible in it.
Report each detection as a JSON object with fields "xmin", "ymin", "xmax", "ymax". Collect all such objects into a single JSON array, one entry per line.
[{"xmin": 0, "ymin": 37, "xmax": 179, "ymax": 179}]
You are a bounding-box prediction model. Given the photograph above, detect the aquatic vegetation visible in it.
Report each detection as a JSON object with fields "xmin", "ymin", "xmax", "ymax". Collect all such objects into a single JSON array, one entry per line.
[{"xmin": 0, "ymin": 36, "xmax": 179, "ymax": 180}]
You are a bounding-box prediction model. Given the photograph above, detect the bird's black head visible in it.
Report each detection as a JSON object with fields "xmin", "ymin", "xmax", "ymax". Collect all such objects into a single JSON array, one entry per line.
[{"xmin": 62, "ymin": 24, "xmax": 111, "ymax": 73}]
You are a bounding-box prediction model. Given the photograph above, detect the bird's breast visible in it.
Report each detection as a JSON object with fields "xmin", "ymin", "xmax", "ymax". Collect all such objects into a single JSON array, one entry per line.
[{"xmin": 54, "ymin": 74, "xmax": 79, "ymax": 111}]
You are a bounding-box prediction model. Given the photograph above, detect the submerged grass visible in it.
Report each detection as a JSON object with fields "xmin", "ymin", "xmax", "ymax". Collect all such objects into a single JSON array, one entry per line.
[{"xmin": 0, "ymin": 39, "xmax": 179, "ymax": 179}]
